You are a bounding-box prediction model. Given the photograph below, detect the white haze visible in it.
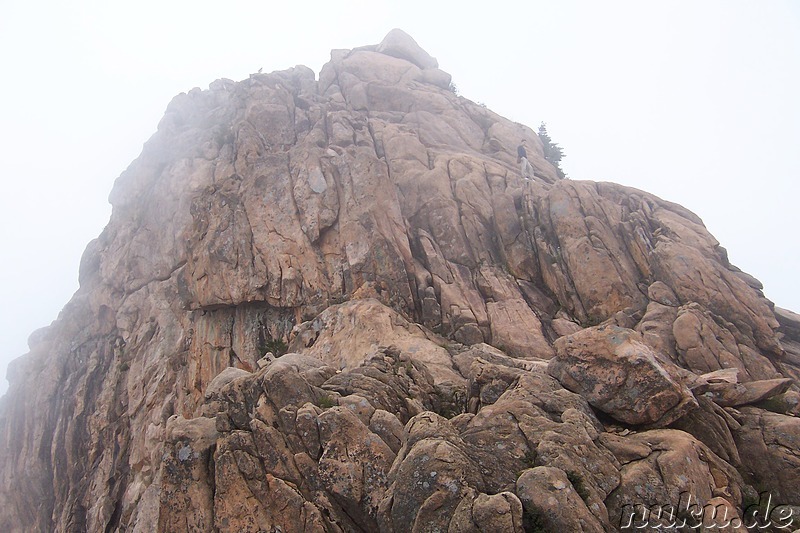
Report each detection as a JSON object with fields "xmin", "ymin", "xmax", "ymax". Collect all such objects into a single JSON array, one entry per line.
[{"xmin": 1, "ymin": 1, "xmax": 798, "ymax": 395}]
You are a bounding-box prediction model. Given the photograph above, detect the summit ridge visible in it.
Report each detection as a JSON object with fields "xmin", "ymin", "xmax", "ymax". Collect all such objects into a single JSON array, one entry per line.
[{"xmin": 1, "ymin": 30, "xmax": 798, "ymax": 532}]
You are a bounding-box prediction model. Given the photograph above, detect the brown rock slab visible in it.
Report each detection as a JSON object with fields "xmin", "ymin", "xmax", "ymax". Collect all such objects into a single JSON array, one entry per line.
[
  {"xmin": 516, "ymin": 466, "xmax": 605, "ymax": 533},
  {"xmin": 731, "ymin": 407, "xmax": 800, "ymax": 505},
  {"xmin": 290, "ymin": 299, "xmax": 464, "ymax": 389},
  {"xmin": 548, "ymin": 326, "xmax": 697, "ymax": 426},
  {"xmin": 604, "ymin": 429, "xmax": 746, "ymax": 530},
  {"xmin": 487, "ymin": 299, "xmax": 554, "ymax": 360},
  {"xmin": 377, "ymin": 412, "xmax": 485, "ymax": 532},
  {"xmin": 702, "ymin": 377, "xmax": 794, "ymax": 407},
  {"xmin": 317, "ymin": 407, "xmax": 395, "ymax": 531},
  {"xmin": 670, "ymin": 395, "xmax": 742, "ymax": 465}
]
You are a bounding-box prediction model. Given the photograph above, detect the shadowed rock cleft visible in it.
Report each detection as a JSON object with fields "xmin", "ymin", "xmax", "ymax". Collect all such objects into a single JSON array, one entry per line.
[{"xmin": 0, "ymin": 29, "xmax": 797, "ymax": 533}]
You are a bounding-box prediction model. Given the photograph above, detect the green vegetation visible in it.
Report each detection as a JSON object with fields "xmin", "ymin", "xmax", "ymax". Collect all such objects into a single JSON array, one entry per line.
[
  {"xmin": 582, "ymin": 315, "xmax": 602, "ymax": 328},
  {"xmin": 316, "ymin": 395, "xmax": 336, "ymax": 409},
  {"xmin": 433, "ymin": 387, "xmax": 466, "ymax": 419},
  {"xmin": 753, "ymin": 395, "xmax": 789, "ymax": 414},
  {"xmin": 567, "ymin": 471, "xmax": 591, "ymax": 503},
  {"xmin": 522, "ymin": 507, "xmax": 548, "ymax": 533},
  {"xmin": 259, "ymin": 336, "xmax": 288, "ymax": 357},
  {"xmin": 522, "ymin": 449, "xmax": 538, "ymax": 469},
  {"xmin": 538, "ymin": 122, "xmax": 567, "ymax": 179}
]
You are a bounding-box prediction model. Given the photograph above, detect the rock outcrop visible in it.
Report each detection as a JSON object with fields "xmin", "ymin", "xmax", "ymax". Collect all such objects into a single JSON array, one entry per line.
[
  {"xmin": 548, "ymin": 325, "xmax": 698, "ymax": 427},
  {"xmin": 0, "ymin": 29, "xmax": 797, "ymax": 532}
]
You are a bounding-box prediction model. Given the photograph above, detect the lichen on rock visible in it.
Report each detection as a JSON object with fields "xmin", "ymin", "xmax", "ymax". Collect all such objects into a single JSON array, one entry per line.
[{"xmin": 0, "ymin": 30, "xmax": 797, "ymax": 533}]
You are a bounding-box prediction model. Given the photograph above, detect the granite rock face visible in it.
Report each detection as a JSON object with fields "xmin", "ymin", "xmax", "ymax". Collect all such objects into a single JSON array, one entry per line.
[
  {"xmin": 548, "ymin": 325, "xmax": 698, "ymax": 427},
  {"xmin": 0, "ymin": 30, "xmax": 797, "ymax": 532}
]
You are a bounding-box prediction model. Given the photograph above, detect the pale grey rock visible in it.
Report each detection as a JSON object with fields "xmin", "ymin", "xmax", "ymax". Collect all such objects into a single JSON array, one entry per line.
[{"xmin": 377, "ymin": 28, "xmax": 439, "ymax": 69}]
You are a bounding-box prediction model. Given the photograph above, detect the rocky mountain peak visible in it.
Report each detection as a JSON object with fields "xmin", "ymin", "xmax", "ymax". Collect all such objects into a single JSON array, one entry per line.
[
  {"xmin": 376, "ymin": 28, "xmax": 440, "ymax": 69},
  {"xmin": 1, "ymin": 30, "xmax": 798, "ymax": 532}
]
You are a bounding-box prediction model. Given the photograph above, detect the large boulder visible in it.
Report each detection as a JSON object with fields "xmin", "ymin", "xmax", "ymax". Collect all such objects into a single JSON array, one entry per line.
[
  {"xmin": 158, "ymin": 416, "xmax": 218, "ymax": 532},
  {"xmin": 731, "ymin": 407, "xmax": 800, "ymax": 505},
  {"xmin": 516, "ymin": 467, "xmax": 605, "ymax": 533},
  {"xmin": 376, "ymin": 28, "xmax": 439, "ymax": 69},
  {"xmin": 290, "ymin": 298, "xmax": 464, "ymax": 389},
  {"xmin": 548, "ymin": 326, "xmax": 697, "ymax": 426},
  {"xmin": 603, "ymin": 429, "xmax": 747, "ymax": 530},
  {"xmin": 377, "ymin": 412, "xmax": 487, "ymax": 532}
]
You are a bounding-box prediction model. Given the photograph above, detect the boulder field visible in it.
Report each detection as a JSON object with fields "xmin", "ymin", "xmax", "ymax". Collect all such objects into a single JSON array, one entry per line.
[{"xmin": 1, "ymin": 30, "xmax": 797, "ymax": 532}]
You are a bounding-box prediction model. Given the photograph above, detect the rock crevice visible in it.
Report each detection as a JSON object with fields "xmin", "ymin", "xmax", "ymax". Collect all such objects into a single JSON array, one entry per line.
[{"xmin": 0, "ymin": 30, "xmax": 796, "ymax": 532}]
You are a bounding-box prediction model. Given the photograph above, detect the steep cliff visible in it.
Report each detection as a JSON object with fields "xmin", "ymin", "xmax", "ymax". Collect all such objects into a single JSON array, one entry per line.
[{"xmin": 1, "ymin": 30, "xmax": 798, "ymax": 532}]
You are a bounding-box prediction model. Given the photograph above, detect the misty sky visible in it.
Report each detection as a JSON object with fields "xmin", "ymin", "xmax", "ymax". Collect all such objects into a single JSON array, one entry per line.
[{"xmin": 1, "ymin": 1, "xmax": 798, "ymax": 395}]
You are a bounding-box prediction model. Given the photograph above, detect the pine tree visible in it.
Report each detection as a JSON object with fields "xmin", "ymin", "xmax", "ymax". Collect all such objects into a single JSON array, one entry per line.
[{"xmin": 538, "ymin": 122, "xmax": 566, "ymax": 179}]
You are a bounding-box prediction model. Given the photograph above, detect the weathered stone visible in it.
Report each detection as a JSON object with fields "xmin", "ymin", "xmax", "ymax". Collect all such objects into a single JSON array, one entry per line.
[
  {"xmin": 605, "ymin": 429, "xmax": 747, "ymax": 530},
  {"xmin": 548, "ymin": 326, "xmax": 697, "ymax": 426},
  {"xmin": 647, "ymin": 280, "xmax": 680, "ymax": 306},
  {"xmin": 551, "ymin": 316, "xmax": 583, "ymax": 337},
  {"xmin": 0, "ymin": 28, "xmax": 797, "ymax": 533},
  {"xmin": 376, "ymin": 28, "xmax": 439, "ymax": 69},
  {"xmin": 204, "ymin": 366, "xmax": 251, "ymax": 398},
  {"xmin": 670, "ymin": 395, "xmax": 741, "ymax": 465},
  {"xmin": 486, "ymin": 299, "xmax": 553, "ymax": 359},
  {"xmin": 702, "ymin": 377, "xmax": 794, "ymax": 407},
  {"xmin": 213, "ymin": 431, "xmax": 327, "ymax": 533},
  {"xmin": 295, "ymin": 402, "xmax": 323, "ymax": 459},
  {"xmin": 419, "ymin": 67, "xmax": 451, "ymax": 89},
  {"xmin": 673, "ymin": 304, "xmax": 780, "ymax": 380},
  {"xmin": 703, "ymin": 496, "xmax": 743, "ymax": 533},
  {"xmin": 377, "ymin": 412, "xmax": 486, "ymax": 532},
  {"xmin": 635, "ymin": 300, "xmax": 679, "ymax": 361},
  {"xmin": 290, "ymin": 299, "xmax": 464, "ymax": 389},
  {"xmin": 755, "ymin": 390, "xmax": 800, "ymax": 416},
  {"xmin": 369, "ymin": 409, "xmax": 405, "ymax": 454},
  {"xmin": 731, "ymin": 407, "xmax": 800, "ymax": 505},
  {"xmin": 159, "ymin": 416, "xmax": 218, "ymax": 532},
  {"xmin": 317, "ymin": 407, "xmax": 395, "ymax": 531},
  {"xmin": 775, "ymin": 306, "xmax": 800, "ymax": 339},
  {"xmin": 165, "ymin": 415, "xmax": 218, "ymax": 451},
  {"xmin": 337, "ymin": 393, "xmax": 375, "ymax": 425},
  {"xmin": 471, "ymin": 492, "xmax": 524, "ymax": 531},
  {"xmin": 516, "ymin": 467, "xmax": 605, "ymax": 533}
]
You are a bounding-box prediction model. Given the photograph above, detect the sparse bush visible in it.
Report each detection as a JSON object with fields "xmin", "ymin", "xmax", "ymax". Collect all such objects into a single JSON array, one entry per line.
[
  {"xmin": 523, "ymin": 450, "xmax": 538, "ymax": 468},
  {"xmin": 754, "ymin": 396, "xmax": 789, "ymax": 414},
  {"xmin": 538, "ymin": 122, "xmax": 567, "ymax": 179},
  {"xmin": 432, "ymin": 387, "xmax": 466, "ymax": 419},
  {"xmin": 259, "ymin": 337, "xmax": 288, "ymax": 357},
  {"xmin": 317, "ymin": 395, "xmax": 336, "ymax": 409},
  {"xmin": 582, "ymin": 315, "xmax": 602, "ymax": 327},
  {"xmin": 567, "ymin": 471, "xmax": 591, "ymax": 503},
  {"xmin": 522, "ymin": 507, "xmax": 548, "ymax": 533}
]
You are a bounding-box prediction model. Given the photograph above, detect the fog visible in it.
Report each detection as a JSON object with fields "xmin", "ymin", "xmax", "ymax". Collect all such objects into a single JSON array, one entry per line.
[{"xmin": 1, "ymin": 1, "xmax": 797, "ymax": 394}]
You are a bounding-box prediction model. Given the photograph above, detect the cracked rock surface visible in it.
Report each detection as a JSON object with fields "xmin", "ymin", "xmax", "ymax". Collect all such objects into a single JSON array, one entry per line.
[{"xmin": 1, "ymin": 29, "xmax": 797, "ymax": 532}]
